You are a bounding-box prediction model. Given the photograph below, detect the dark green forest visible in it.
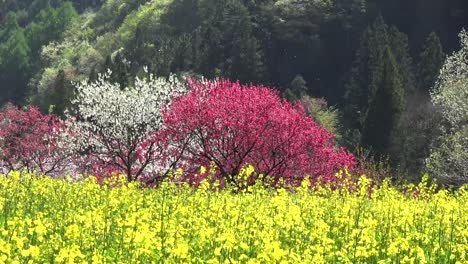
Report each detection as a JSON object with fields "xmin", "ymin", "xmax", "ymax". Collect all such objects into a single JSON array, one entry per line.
[{"xmin": 1, "ymin": 0, "xmax": 468, "ymax": 181}]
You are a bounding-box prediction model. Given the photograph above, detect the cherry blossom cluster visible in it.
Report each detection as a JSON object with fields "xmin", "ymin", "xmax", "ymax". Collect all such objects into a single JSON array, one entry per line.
[{"xmin": 64, "ymin": 70, "xmax": 186, "ymax": 182}]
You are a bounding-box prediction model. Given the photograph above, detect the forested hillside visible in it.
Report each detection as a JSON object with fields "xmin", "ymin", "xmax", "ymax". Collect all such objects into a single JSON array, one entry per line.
[{"xmin": 1, "ymin": 0, "xmax": 468, "ymax": 182}]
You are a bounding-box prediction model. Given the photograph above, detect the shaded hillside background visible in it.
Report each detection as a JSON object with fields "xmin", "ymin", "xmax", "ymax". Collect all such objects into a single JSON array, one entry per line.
[{"xmin": 1, "ymin": 0, "xmax": 468, "ymax": 181}]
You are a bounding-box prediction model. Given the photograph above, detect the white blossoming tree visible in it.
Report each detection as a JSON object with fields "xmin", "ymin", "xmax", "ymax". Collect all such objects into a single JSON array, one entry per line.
[
  {"xmin": 427, "ymin": 30, "xmax": 468, "ymax": 184},
  {"xmin": 66, "ymin": 70, "xmax": 186, "ymax": 182}
]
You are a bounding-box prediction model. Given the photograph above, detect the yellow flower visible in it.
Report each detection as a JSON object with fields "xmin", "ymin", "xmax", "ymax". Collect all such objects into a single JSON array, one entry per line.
[
  {"xmin": 65, "ymin": 224, "xmax": 80, "ymax": 240},
  {"xmin": 240, "ymin": 242, "xmax": 249, "ymax": 250},
  {"xmin": 200, "ymin": 166, "xmax": 207, "ymax": 175},
  {"xmin": 0, "ymin": 169, "xmax": 467, "ymax": 263},
  {"xmin": 214, "ymin": 247, "xmax": 222, "ymax": 256},
  {"xmin": 92, "ymin": 251, "xmax": 104, "ymax": 264},
  {"xmin": 173, "ymin": 243, "xmax": 189, "ymax": 259}
]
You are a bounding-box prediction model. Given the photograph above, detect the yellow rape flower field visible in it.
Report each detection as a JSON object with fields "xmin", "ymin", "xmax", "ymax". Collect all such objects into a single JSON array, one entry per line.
[{"xmin": 0, "ymin": 170, "xmax": 468, "ymax": 264}]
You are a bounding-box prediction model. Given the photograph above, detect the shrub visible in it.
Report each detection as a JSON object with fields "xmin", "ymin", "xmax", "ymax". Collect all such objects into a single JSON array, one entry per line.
[
  {"xmin": 299, "ymin": 96, "xmax": 342, "ymax": 142},
  {"xmin": 163, "ymin": 78, "xmax": 356, "ymax": 188}
]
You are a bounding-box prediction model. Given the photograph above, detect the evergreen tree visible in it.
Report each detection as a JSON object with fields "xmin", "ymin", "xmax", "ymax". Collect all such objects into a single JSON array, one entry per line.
[
  {"xmin": 285, "ymin": 74, "xmax": 308, "ymax": 102},
  {"xmin": 388, "ymin": 26, "xmax": 416, "ymax": 94},
  {"xmin": 366, "ymin": 15, "xmax": 389, "ymax": 96},
  {"xmin": 195, "ymin": 0, "xmax": 266, "ymax": 83},
  {"xmin": 0, "ymin": 12, "xmax": 19, "ymax": 42},
  {"xmin": 344, "ymin": 15, "xmax": 416, "ymax": 154},
  {"xmin": 102, "ymin": 53, "xmax": 131, "ymax": 88},
  {"xmin": 24, "ymin": 1, "xmax": 77, "ymax": 55},
  {"xmin": 0, "ymin": 28, "xmax": 31, "ymax": 105},
  {"xmin": 55, "ymin": 1, "xmax": 78, "ymax": 29},
  {"xmin": 362, "ymin": 47, "xmax": 405, "ymax": 155},
  {"xmin": 344, "ymin": 15, "xmax": 388, "ymax": 131},
  {"xmin": 89, "ymin": 64, "xmax": 99, "ymax": 82},
  {"xmin": 390, "ymin": 94, "xmax": 443, "ymax": 176},
  {"xmin": 112, "ymin": 52, "xmax": 131, "ymax": 89},
  {"xmin": 48, "ymin": 69, "xmax": 73, "ymax": 116},
  {"xmin": 417, "ymin": 32, "xmax": 445, "ymax": 93},
  {"xmin": 103, "ymin": 55, "xmax": 112, "ymax": 71},
  {"xmin": 388, "ymin": 32, "xmax": 445, "ymax": 174}
]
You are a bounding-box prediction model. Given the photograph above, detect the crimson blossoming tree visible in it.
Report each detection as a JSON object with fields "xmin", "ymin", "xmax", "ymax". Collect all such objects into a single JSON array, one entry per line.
[
  {"xmin": 163, "ymin": 79, "xmax": 356, "ymax": 187},
  {"xmin": 0, "ymin": 105, "xmax": 68, "ymax": 175}
]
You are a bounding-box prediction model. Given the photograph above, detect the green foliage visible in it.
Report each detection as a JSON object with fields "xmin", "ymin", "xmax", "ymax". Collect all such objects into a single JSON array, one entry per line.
[
  {"xmin": 417, "ymin": 32, "xmax": 445, "ymax": 93},
  {"xmin": 388, "ymin": 33, "xmax": 446, "ymax": 177},
  {"xmin": 301, "ymin": 96, "xmax": 342, "ymax": 141},
  {"xmin": 390, "ymin": 94, "xmax": 443, "ymax": 178},
  {"xmin": 427, "ymin": 126, "xmax": 468, "ymax": 185},
  {"xmin": 427, "ymin": 30, "xmax": 468, "ymax": 185},
  {"xmin": 115, "ymin": 0, "xmax": 172, "ymax": 46},
  {"xmin": 344, "ymin": 16, "xmax": 415, "ymax": 157},
  {"xmin": 284, "ymin": 74, "xmax": 308, "ymax": 102},
  {"xmin": 0, "ymin": 28, "xmax": 31, "ymax": 104},
  {"xmin": 0, "ymin": 12, "xmax": 19, "ymax": 43},
  {"xmin": 344, "ymin": 15, "xmax": 389, "ymax": 131},
  {"xmin": 42, "ymin": 69, "xmax": 74, "ymax": 116},
  {"xmin": 92, "ymin": 0, "xmax": 148, "ymax": 34},
  {"xmin": 106, "ymin": 52, "xmax": 131, "ymax": 88},
  {"xmin": 362, "ymin": 47, "xmax": 405, "ymax": 155},
  {"xmin": 30, "ymin": 33, "xmax": 103, "ymax": 114},
  {"xmin": 388, "ymin": 26, "xmax": 416, "ymax": 94},
  {"xmin": 0, "ymin": 1, "xmax": 79, "ymax": 106},
  {"xmin": 25, "ymin": 2, "xmax": 78, "ymax": 54},
  {"xmin": 282, "ymin": 76, "xmax": 342, "ymax": 141},
  {"xmin": 2, "ymin": 0, "xmax": 369, "ymax": 108}
]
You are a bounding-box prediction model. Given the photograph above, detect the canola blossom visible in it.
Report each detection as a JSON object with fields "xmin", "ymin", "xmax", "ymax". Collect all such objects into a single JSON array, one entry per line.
[{"xmin": 0, "ymin": 171, "xmax": 467, "ymax": 263}]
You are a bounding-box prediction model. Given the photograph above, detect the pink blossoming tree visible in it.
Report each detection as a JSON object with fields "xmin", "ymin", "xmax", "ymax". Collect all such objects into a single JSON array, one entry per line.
[
  {"xmin": 0, "ymin": 105, "xmax": 69, "ymax": 175},
  {"xmin": 163, "ymin": 79, "xmax": 356, "ymax": 188}
]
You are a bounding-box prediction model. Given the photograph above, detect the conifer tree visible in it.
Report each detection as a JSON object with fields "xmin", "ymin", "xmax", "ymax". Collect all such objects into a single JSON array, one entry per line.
[
  {"xmin": 344, "ymin": 15, "xmax": 388, "ymax": 133},
  {"xmin": 112, "ymin": 52, "xmax": 131, "ymax": 89},
  {"xmin": 0, "ymin": 28, "xmax": 31, "ymax": 104},
  {"xmin": 48, "ymin": 69, "xmax": 74, "ymax": 116},
  {"xmin": 389, "ymin": 26, "xmax": 416, "ymax": 94},
  {"xmin": 417, "ymin": 32, "xmax": 445, "ymax": 93},
  {"xmin": 0, "ymin": 12, "xmax": 19, "ymax": 42},
  {"xmin": 102, "ymin": 53, "xmax": 131, "ymax": 89},
  {"xmin": 196, "ymin": 0, "xmax": 266, "ymax": 83},
  {"xmin": 344, "ymin": 15, "xmax": 415, "ymax": 154},
  {"xmin": 362, "ymin": 47, "xmax": 405, "ymax": 155},
  {"xmin": 366, "ymin": 15, "xmax": 389, "ymax": 97},
  {"xmin": 285, "ymin": 74, "xmax": 308, "ymax": 102},
  {"xmin": 389, "ymin": 32, "xmax": 445, "ymax": 174}
]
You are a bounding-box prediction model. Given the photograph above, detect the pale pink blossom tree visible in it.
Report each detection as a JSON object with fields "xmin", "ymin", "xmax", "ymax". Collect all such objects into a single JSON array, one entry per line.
[{"xmin": 65, "ymin": 70, "xmax": 186, "ymax": 182}]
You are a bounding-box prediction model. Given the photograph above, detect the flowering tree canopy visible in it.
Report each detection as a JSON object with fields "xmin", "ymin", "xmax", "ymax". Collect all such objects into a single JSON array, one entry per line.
[
  {"xmin": 0, "ymin": 105, "xmax": 68, "ymax": 175},
  {"xmin": 427, "ymin": 30, "xmax": 468, "ymax": 184},
  {"xmin": 164, "ymin": 79, "xmax": 356, "ymax": 187},
  {"xmin": 66, "ymin": 70, "xmax": 186, "ymax": 182},
  {"xmin": 431, "ymin": 29, "xmax": 468, "ymax": 130}
]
